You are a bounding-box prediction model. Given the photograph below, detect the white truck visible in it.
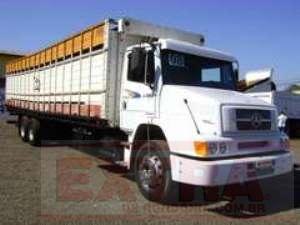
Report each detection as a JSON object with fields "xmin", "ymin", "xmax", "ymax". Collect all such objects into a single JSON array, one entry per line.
[
  {"xmin": 5, "ymin": 18, "xmax": 293, "ymax": 202},
  {"xmin": 243, "ymin": 69, "xmax": 300, "ymax": 137}
]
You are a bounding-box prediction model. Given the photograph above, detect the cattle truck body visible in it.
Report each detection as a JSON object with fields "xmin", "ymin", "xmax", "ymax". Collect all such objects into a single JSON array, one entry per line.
[
  {"xmin": 5, "ymin": 18, "xmax": 202, "ymax": 126},
  {"xmin": 5, "ymin": 18, "xmax": 293, "ymax": 202}
]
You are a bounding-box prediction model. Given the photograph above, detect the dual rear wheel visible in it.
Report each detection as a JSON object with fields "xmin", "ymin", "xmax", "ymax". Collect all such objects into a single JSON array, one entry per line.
[{"xmin": 18, "ymin": 116, "xmax": 41, "ymax": 146}]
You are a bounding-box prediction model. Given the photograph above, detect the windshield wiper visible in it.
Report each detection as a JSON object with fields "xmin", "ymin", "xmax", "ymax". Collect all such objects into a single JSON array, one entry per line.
[{"xmin": 183, "ymin": 99, "xmax": 200, "ymax": 134}]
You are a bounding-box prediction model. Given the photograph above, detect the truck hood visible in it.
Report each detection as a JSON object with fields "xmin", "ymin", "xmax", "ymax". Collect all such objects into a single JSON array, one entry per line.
[{"xmin": 160, "ymin": 85, "xmax": 275, "ymax": 136}]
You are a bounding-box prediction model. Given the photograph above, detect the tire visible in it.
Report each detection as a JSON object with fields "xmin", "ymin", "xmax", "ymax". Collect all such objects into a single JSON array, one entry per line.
[
  {"xmin": 28, "ymin": 119, "xmax": 41, "ymax": 146},
  {"xmin": 18, "ymin": 116, "xmax": 29, "ymax": 142},
  {"xmin": 134, "ymin": 140, "xmax": 177, "ymax": 203}
]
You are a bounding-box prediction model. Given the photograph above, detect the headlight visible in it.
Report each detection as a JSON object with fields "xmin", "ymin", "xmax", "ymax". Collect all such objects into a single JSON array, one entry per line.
[
  {"xmin": 219, "ymin": 142, "xmax": 228, "ymax": 154},
  {"xmin": 194, "ymin": 141, "xmax": 228, "ymax": 157},
  {"xmin": 208, "ymin": 143, "xmax": 218, "ymax": 155}
]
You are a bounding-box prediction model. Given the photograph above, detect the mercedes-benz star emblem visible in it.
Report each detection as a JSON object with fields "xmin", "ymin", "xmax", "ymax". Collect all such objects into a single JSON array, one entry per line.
[{"xmin": 251, "ymin": 112, "xmax": 262, "ymax": 129}]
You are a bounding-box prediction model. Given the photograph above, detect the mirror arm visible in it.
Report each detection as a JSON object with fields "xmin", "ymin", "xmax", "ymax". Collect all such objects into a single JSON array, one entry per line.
[
  {"xmin": 234, "ymin": 60, "xmax": 239, "ymax": 81},
  {"xmin": 144, "ymin": 52, "xmax": 149, "ymax": 86}
]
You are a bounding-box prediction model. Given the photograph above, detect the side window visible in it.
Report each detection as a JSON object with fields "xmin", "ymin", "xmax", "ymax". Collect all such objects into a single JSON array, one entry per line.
[
  {"xmin": 127, "ymin": 53, "xmax": 145, "ymax": 83},
  {"xmin": 202, "ymin": 68, "xmax": 221, "ymax": 82}
]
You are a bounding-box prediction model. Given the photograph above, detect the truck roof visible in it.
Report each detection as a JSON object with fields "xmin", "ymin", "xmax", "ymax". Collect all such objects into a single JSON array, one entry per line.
[
  {"xmin": 160, "ymin": 39, "xmax": 237, "ymax": 62},
  {"xmin": 119, "ymin": 17, "xmax": 204, "ymax": 46}
]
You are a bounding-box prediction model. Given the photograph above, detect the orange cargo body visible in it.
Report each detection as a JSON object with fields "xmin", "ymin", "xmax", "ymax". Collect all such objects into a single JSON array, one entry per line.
[
  {"xmin": 35, "ymin": 53, "xmax": 40, "ymax": 67},
  {"xmin": 5, "ymin": 64, "xmax": 10, "ymax": 74},
  {"xmin": 73, "ymin": 35, "xmax": 82, "ymax": 54},
  {"xmin": 92, "ymin": 26, "xmax": 104, "ymax": 47},
  {"xmin": 30, "ymin": 55, "xmax": 35, "ymax": 68},
  {"xmin": 51, "ymin": 46, "xmax": 57, "ymax": 61},
  {"xmin": 40, "ymin": 51, "xmax": 46, "ymax": 65},
  {"xmin": 65, "ymin": 39, "xmax": 73, "ymax": 56},
  {"xmin": 26, "ymin": 57, "xmax": 30, "ymax": 70},
  {"xmin": 57, "ymin": 43, "xmax": 65, "ymax": 59},
  {"xmin": 21, "ymin": 59, "xmax": 26, "ymax": 71},
  {"xmin": 46, "ymin": 49, "xmax": 51, "ymax": 63},
  {"xmin": 82, "ymin": 30, "xmax": 92, "ymax": 50}
]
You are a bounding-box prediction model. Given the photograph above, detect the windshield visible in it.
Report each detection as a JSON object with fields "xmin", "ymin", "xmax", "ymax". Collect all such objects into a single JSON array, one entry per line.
[{"xmin": 161, "ymin": 50, "xmax": 236, "ymax": 90}]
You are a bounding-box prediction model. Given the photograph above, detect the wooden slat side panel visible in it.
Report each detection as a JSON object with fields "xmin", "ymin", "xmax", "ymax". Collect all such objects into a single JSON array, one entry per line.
[
  {"xmin": 26, "ymin": 57, "xmax": 30, "ymax": 70},
  {"xmin": 51, "ymin": 46, "xmax": 57, "ymax": 61},
  {"xmin": 16, "ymin": 61, "xmax": 20, "ymax": 72},
  {"xmin": 92, "ymin": 25, "xmax": 105, "ymax": 47},
  {"xmin": 6, "ymin": 28, "xmax": 107, "ymax": 117},
  {"xmin": 13, "ymin": 62, "xmax": 16, "ymax": 73},
  {"xmin": 65, "ymin": 39, "xmax": 73, "ymax": 56},
  {"xmin": 40, "ymin": 51, "xmax": 46, "ymax": 65},
  {"xmin": 21, "ymin": 59, "xmax": 26, "ymax": 71},
  {"xmin": 46, "ymin": 49, "xmax": 52, "ymax": 63},
  {"xmin": 14, "ymin": 61, "xmax": 17, "ymax": 72},
  {"xmin": 73, "ymin": 35, "xmax": 82, "ymax": 53},
  {"xmin": 5, "ymin": 22, "xmax": 106, "ymax": 75},
  {"xmin": 10, "ymin": 63, "xmax": 14, "ymax": 73},
  {"xmin": 20, "ymin": 60, "xmax": 23, "ymax": 71},
  {"xmin": 57, "ymin": 43, "xmax": 65, "ymax": 59},
  {"xmin": 82, "ymin": 30, "xmax": 92, "ymax": 50},
  {"xmin": 35, "ymin": 54, "xmax": 40, "ymax": 67},
  {"xmin": 30, "ymin": 55, "xmax": 35, "ymax": 68},
  {"xmin": 15, "ymin": 61, "xmax": 18, "ymax": 72}
]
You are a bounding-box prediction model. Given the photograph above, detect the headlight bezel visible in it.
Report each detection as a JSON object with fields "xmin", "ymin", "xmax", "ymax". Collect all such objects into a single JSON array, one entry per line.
[{"xmin": 194, "ymin": 141, "xmax": 229, "ymax": 157}]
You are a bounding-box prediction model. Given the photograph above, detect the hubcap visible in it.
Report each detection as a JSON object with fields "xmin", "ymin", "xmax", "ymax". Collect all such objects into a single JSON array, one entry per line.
[
  {"xmin": 139, "ymin": 154, "xmax": 164, "ymax": 192},
  {"xmin": 29, "ymin": 129, "xmax": 34, "ymax": 142},
  {"xmin": 20, "ymin": 127, "xmax": 25, "ymax": 138}
]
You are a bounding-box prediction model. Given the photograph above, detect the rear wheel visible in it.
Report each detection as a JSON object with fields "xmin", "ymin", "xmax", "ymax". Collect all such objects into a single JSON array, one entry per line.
[
  {"xmin": 28, "ymin": 119, "xmax": 41, "ymax": 146},
  {"xmin": 18, "ymin": 116, "xmax": 29, "ymax": 142},
  {"xmin": 134, "ymin": 141, "xmax": 177, "ymax": 202}
]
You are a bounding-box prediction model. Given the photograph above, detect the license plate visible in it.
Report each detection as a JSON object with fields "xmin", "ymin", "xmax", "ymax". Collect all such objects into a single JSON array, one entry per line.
[
  {"xmin": 255, "ymin": 160, "xmax": 274, "ymax": 176},
  {"xmin": 256, "ymin": 160, "xmax": 274, "ymax": 169}
]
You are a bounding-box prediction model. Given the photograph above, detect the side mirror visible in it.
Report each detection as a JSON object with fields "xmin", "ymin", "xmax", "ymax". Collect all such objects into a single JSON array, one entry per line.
[
  {"xmin": 127, "ymin": 48, "xmax": 155, "ymax": 90},
  {"xmin": 145, "ymin": 51, "xmax": 155, "ymax": 88},
  {"xmin": 129, "ymin": 48, "xmax": 146, "ymax": 76}
]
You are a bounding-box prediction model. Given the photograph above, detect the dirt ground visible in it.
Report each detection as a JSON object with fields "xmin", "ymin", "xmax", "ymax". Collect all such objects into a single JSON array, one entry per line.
[{"xmin": 0, "ymin": 117, "xmax": 299, "ymax": 225}]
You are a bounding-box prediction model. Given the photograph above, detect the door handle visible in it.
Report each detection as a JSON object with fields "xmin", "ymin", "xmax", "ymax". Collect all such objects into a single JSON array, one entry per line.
[{"xmin": 122, "ymin": 101, "xmax": 127, "ymax": 110}]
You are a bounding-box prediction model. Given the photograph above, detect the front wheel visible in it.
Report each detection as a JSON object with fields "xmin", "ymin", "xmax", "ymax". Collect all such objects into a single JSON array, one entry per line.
[{"xmin": 134, "ymin": 141, "xmax": 177, "ymax": 202}]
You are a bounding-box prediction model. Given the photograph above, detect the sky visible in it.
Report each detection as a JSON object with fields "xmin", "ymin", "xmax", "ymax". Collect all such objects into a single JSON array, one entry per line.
[{"xmin": 0, "ymin": 0, "xmax": 299, "ymax": 84}]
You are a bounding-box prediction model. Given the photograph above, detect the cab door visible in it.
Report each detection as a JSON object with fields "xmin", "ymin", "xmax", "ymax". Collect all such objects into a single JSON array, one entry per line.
[{"xmin": 120, "ymin": 47, "xmax": 157, "ymax": 133}]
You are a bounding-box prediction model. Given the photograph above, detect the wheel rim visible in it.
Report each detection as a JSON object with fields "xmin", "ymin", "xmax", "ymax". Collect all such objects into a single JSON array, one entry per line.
[
  {"xmin": 20, "ymin": 126, "xmax": 25, "ymax": 138},
  {"xmin": 138, "ymin": 153, "xmax": 164, "ymax": 192},
  {"xmin": 29, "ymin": 129, "xmax": 34, "ymax": 142}
]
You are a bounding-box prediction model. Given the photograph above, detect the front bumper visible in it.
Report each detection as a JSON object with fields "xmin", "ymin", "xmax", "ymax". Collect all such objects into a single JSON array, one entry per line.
[{"xmin": 170, "ymin": 151, "xmax": 293, "ymax": 186}]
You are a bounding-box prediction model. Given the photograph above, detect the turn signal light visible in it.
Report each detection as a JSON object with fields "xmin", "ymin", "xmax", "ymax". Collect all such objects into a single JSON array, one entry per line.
[{"xmin": 194, "ymin": 141, "xmax": 208, "ymax": 156}]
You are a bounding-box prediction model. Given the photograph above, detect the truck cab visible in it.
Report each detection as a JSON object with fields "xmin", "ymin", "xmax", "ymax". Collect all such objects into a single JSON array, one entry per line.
[{"xmin": 120, "ymin": 38, "xmax": 293, "ymax": 201}]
